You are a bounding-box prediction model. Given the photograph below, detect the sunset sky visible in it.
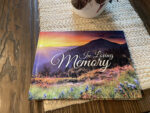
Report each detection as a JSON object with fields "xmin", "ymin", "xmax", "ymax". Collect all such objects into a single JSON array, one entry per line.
[{"xmin": 38, "ymin": 31, "xmax": 126, "ymax": 48}]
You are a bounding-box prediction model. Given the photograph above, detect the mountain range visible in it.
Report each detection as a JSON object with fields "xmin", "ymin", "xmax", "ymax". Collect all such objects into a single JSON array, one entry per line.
[{"xmin": 33, "ymin": 38, "xmax": 130, "ymax": 76}]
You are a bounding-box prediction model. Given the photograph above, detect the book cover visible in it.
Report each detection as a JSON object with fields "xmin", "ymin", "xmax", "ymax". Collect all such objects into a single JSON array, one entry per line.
[{"xmin": 29, "ymin": 31, "xmax": 142, "ymax": 100}]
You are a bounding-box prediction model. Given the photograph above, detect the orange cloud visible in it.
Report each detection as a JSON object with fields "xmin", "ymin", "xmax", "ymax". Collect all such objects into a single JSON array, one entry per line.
[
  {"xmin": 38, "ymin": 32, "xmax": 126, "ymax": 48},
  {"xmin": 38, "ymin": 32, "xmax": 99, "ymax": 47},
  {"xmin": 102, "ymin": 37, "xmax": 126, "ymax": 44}
]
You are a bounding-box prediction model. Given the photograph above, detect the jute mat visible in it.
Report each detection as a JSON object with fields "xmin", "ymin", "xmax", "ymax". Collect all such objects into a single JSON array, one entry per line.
[{"xmin": 38, "ymin": 0, "xmax": 150, "ymax": 111}]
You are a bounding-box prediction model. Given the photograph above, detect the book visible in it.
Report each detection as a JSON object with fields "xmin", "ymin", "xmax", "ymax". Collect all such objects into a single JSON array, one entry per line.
[{"xmin": 29, "ymin": 31, "xmax": 142, "ymax": 100}]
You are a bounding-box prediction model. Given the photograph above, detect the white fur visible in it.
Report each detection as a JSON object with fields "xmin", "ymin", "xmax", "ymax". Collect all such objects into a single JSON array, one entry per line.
[{"xmin": 72, "ymin": 0, "xmax": 109, "ymax": 18}]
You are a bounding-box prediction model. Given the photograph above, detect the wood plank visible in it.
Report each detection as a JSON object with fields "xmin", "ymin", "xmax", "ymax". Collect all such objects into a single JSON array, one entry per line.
[
  {"xmin": 138, "ymin": 89, "xmax": 150, "ymax": 113},
  {"xmin": 1, "ymin": 0, "xmax": 149, "ymax": 113},
  {"xmin": 46, "ymin": 89, "xmax": 150, "ymax": 113},
  {"xmin": 129, "ymin": 0, "xmax": 150, "ymax": 34},
  {"xmin": 0, "ymin": 0, "xmax": 43, "ymax": 113},
  {"xmin": 0, "ymin": 0, "xmax": 31, "ymax": 112},
  {"xmin": 29, "ymin": 0, "xmax": 44, "ymax": 112}
]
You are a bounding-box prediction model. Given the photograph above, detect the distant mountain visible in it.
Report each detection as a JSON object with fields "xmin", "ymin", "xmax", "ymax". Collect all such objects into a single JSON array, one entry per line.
[
  {"xmin": 36, "ymin": 46, "xmax": 77, "ymax": 63},
  {"xmin": 36, "ymin": 38, "xmax": 131, "ymax": 77},
  {"xmin": 32, "ymin": 46, "xmax": 77, "ymax": 75},
  {"xmin": 65, "ymin": 38, "xmax": 121, "ymax": 56},
  {"xmin": 53, "ymin": 38, "xmax": 124, "ymax": 71}
]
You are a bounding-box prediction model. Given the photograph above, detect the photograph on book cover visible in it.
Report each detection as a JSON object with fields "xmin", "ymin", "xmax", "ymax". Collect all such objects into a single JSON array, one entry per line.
[{"xmin": 29, "ymin": 31, "xmax": 142, "ymax": 100}]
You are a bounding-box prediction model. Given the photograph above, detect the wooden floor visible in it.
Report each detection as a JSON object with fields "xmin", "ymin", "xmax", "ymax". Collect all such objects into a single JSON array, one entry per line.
[
  {"xmin": 45, "ymin": 89, "xmax": 150, "ymax": 113},
  {"xmin": 129, "ymin": 0, "xmax": 150, "ymax": 35},
  {"xmin": 0, "ymin": 0, "xmax": 39, "ymax": 113},
  {"xmin": 0, "ymin": 0, "xmax": 150, "ymax": 113}
]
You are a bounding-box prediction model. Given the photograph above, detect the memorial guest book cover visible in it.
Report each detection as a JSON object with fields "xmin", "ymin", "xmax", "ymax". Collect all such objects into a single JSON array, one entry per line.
[{"xmin": 29, "ymin": 31, "xmax": 142, "ymax": 100}]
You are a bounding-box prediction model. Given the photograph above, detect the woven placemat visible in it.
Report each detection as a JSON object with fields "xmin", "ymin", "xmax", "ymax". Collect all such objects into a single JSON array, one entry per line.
[{"xmin": 39, "ymin": 0, "xmax": 150, "ymax": 111}]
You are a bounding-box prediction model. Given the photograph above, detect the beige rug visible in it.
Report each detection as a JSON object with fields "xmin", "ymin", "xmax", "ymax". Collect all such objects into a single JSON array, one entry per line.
[{"xmin": 38, "ymin": 0, "xmax": 150, "ymax": 111}]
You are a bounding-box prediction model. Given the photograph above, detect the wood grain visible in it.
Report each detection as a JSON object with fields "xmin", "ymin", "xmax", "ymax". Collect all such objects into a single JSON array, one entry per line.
[
  {"xmin": 0, "ymin": 0, "xmax": 42, "ymax": 113},
  {"xmin": 0, "ymin": 0, "xmax": 150, "ymax": 113},
  {"xmin": 130, "ymin": 0, "xmax": 150, "ymax": 35},
  {"xmin": 45, "ymin": 89, "xmax": 150, "ymax": 113}
]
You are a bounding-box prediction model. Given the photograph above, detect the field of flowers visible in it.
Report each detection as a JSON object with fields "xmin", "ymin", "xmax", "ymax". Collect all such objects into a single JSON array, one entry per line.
[{"xmin": 29, "ymin": 65, "xmax": 142, "ymax": 99}]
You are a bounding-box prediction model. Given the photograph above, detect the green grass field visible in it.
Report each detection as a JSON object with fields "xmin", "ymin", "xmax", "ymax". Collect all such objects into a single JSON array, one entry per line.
[{"xmin": 29, "ymin": 70, "xmax": 142, "ymax": 100}]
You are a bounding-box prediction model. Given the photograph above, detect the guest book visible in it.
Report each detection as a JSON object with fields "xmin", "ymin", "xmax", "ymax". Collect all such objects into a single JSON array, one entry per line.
[{"xmin": 29, "ymin": 31, "xmax": 142, "ymax": 100}]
